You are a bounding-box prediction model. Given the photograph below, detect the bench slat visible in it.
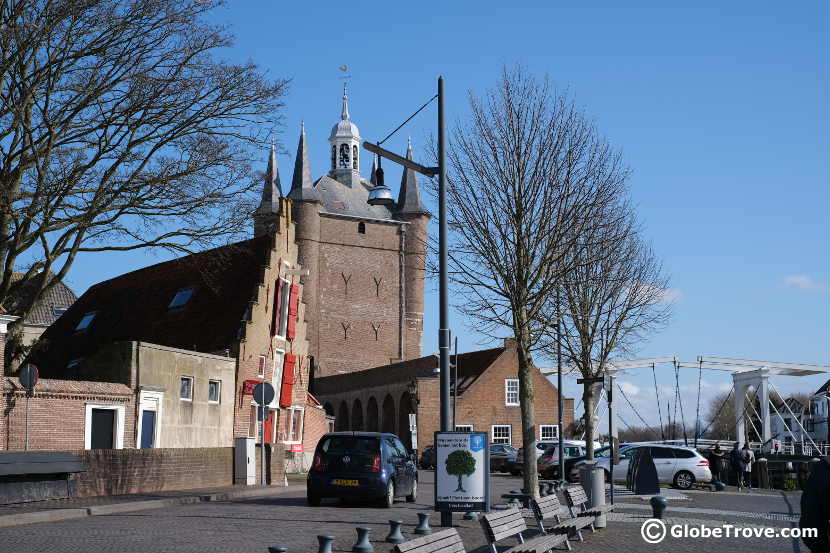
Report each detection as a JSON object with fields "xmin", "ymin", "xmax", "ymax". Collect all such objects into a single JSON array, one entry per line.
[{"xmin": 394, "ymin": 528, "xmax": 464, "ymax": 553}]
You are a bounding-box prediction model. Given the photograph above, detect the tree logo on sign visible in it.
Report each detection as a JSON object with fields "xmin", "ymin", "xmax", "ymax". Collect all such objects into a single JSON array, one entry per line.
[{"xmin": 446, "ymin": 449, "xmax": 476, "ymax": 492}]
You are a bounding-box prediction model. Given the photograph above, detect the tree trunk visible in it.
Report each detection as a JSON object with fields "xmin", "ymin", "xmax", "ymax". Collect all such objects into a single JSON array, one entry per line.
[
  {"xmin": 583, "ymin": 383, "xmax": 596, "ymax": 459},
  {"xmin": 517, "ymin": 338, "xmax": 538, "ymax": 498}
]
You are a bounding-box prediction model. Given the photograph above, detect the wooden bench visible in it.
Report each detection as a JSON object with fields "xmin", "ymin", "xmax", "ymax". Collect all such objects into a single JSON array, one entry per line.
[
  {"xmin": 392, "ymin": 528, "xmax": 467, "ymax": 553},
  {"xmin": 530, "ymin": 493, "xmax": 594, "ymax": 544},
  {"xmin": 563, "ymin": 485, "xmax": 615, "ymax": 519},
  {"xmin": 480, "ymin": 507, "xmax": 570, "ymax": 553}
]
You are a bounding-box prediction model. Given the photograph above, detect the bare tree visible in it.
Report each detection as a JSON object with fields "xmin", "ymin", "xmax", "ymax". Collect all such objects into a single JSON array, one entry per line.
[
  {"xmin": 549, "ymin": 210, "xmax": 672, "ymax": 459},
  {"xmin": 438, "ymin": 66, "xmax": 624, "ymax": 496},
  {"xmin": 0, "ymin": 0, "xmax": 287, "ymax": 364},
  {"xmin": 703, "ymin": 391, "xmax": 736, "ymax": 441}
]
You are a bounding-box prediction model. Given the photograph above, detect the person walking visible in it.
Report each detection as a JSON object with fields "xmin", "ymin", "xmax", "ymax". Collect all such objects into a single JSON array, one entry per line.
[
  {"xmin": 709, "ymin": 443, "xmax": 725, "ymax": 484},
  {"xmin": 800, "ymin": 457, "xmax": 830, "ymax": 552},
  {"xmin": 731, "ymin": 442, "xmax": 746, "ymax": 488},
  {"xmin": 741, "ymin": 443, "xmax": 755, "ymax": 490}
]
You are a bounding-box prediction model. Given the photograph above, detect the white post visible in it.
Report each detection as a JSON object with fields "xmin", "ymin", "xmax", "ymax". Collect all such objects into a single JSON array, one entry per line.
[
  {"xmin": 758, "ymin": 370, "xmax": 771, "ymax": 449},
  {"xmin": 733, "ymin": 374, "xmax": 746, "ymax": 446}
]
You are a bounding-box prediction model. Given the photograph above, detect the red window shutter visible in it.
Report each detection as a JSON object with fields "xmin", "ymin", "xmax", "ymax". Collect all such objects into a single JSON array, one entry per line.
[
  {"xmin": 279, "ymin": 353, "xmax": 297, "ymax": 407},
  {"xmin": 270, "ymin": 279, "xmax": 282, "ymax": 336},
  {"xmin": 286, "ymin": 284, "xmax": 299, "ymax": 340}
]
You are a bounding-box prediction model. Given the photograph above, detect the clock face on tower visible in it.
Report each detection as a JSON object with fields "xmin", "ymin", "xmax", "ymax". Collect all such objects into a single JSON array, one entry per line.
[{"xmin": 339, "ymin": 144, "xmax": 351, "ymax": 169}]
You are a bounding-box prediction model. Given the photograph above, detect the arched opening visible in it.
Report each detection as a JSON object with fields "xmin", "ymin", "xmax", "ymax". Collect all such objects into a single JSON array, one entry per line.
[
  {"xmin": 324, "ymin": 402, "xmax": 335, "ymax": 417},
  {"xmin": 382, "ymin": 394, "xmax": 396, "ymax": 434},
  {"xmin": 366, "ymin": 396, "xmax": 379, "ymax": 432},
  {"xmin": 399, "ymin": 392, "xmax": 413, "ymax": 451},
  {"xmin": 351, "ymin": 398, "xmax": 364, "ymax": 431},
  {"xmin": 336, "ymin": 401, "xmax": 350, "ymax": 431}
]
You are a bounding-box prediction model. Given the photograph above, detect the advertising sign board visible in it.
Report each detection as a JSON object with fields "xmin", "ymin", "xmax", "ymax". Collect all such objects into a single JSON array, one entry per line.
[{"xmin": 434, "ymin": 431, "xmax": 490, "ymax": 512}]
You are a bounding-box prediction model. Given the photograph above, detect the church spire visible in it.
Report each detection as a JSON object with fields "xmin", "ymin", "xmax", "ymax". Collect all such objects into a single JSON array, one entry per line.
[
  {"xmin": 341, "ymin": 83, "xmax": 350, "ymax": 120},
  {"xmin": 396, "ymin": 138, "xmax": 429, "ymax": 216},
  {"xmin": 253, "ymin": 141, "xmax": 281, "ymax": 236},
  {"xmin": 288, "ymin": 121, "xmax": 320, "ymax": 202}
]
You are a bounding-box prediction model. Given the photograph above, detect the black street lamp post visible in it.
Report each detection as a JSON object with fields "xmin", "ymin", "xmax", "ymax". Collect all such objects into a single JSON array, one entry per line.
[{"xmin": 366, "ymin": 76, "xmax": 451, "ymax": 527}]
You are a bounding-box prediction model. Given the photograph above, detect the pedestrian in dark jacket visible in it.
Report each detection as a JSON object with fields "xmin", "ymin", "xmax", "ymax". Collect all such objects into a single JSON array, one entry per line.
[
  {"xmin": 800, "ymin": 457, "xmax": 830, "ymax": 552},
  {"xmin": 709, "ymin": 444, "xmax": 725, "ymax": 483},
  {"xmin": 730, "ymin": 442, "xmax": 746, "ymax": 487}
]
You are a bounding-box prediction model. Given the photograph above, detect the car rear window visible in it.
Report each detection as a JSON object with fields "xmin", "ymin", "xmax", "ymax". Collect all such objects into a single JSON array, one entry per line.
[
  {"xmin": 319, "ymin": 436, "xmax": 380, "ymax": 455},
  {"xmin": 674, "ymin": 449, "xmax": 695, "ymax": 458}
]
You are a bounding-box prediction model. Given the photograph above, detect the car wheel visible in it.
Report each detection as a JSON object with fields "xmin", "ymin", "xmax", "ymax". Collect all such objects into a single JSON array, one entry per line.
[
  {"xmin": 406, "ymin": 478, "xmax": 418, "ymax": 502},
  {"xmin": 673, "ymin": 470, "xmax": 695, "ymax": 490},
  {"xmin": 307, "ymin": 493, "xmax": 321, "ymax": 507},
  {"xmin": 381, "ymin": 480, "xmax": 395, "ymax": 508}
]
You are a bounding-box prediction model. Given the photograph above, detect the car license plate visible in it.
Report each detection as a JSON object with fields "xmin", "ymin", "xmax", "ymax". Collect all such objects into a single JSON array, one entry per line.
[{"xmin": 333, "ymin": 479, "xmax": 359, "ymax": 486}]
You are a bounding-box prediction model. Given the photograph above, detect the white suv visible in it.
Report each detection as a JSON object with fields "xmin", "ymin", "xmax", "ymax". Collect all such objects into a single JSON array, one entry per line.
[{"xmin": 575, "ymin": 443, "xmax": 712, "ymax": 490}]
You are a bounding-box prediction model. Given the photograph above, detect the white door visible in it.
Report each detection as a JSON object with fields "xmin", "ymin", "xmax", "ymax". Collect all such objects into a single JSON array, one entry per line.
[{"xmin": 137, "ymin": 391, "xmax": 163, "ymax": 448}]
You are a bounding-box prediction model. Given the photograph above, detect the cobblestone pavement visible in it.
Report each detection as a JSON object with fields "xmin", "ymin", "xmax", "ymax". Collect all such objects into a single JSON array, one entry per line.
[{"xmin": 0, "ymin": 472, "xmax": 810, "ymax": 553}]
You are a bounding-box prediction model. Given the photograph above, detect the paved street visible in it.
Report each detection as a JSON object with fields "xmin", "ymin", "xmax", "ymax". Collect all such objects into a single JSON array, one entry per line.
[{"xmin": 0, "ymin": 472, "xmax": 812, "ymax": 553}]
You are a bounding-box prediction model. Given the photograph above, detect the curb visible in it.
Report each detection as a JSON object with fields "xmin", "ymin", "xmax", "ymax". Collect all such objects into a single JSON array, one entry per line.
[
  {"xmin": 0, "ymin": 508, "xmax": 89, "ymax": 528},
  {"xmin": 0, "ymin": 484, "xmax": 306, "ymax": 528}
]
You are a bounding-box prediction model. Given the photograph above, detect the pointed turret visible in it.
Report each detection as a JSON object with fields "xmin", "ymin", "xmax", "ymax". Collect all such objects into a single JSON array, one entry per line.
[
  {"xmin": 253, "ymin": 142, "xmax": 282, "ymax": 236},
  {"xmin": 395, "ymin": 139, "xmax": 429, "ymax": 216},
  {"xmin": 369, "ymin": 154, "xmax": 378, "ymax": 186},
  {"xmin": 288, "ymin": 121, "xmax": 320, "ymax": 202}
]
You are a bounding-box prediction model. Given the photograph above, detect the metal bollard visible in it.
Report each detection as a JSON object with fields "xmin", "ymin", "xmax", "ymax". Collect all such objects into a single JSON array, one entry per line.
[
  {"xmin": 546, "ymin": 482, "xmax": 556, "ymax": 495},
  {"xmin": 318, "ymin": 535, "xmax": 334, "ymax": 553},
  {"xmin": 352, "ymin": 527, "xmax": 373, "ymax": 553},
  {"xmin": 386, "ymin": 520, "xmax": 406, "ymax": 544},
  {"xmin": 414, "ymin": 512, "xmax": 432, "ymax": 535},
  {"xmin": 650, "ymin": 496, "xmax": 667, "ymax": 519},
  {"xmin": 268, "ymin": 548, "xmax": 287, "ymax": 553}
]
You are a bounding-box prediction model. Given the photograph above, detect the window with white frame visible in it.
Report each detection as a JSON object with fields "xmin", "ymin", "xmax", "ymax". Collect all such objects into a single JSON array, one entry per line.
[
  {"xmin": 455, "ymin": 424, "xmax": 473, "ymax": 432},
  {"xmin": 179, "ymin": 376, "xmax": 193, "ymax": 401},
  {"xmin": 492, "ymin": 424, "xmax": 511, "ymax": 445},
  {"xmin": 282, "ymin": 406, "xmax": 304, "ymax": 443},
  {"xmin": 275, "ymin": 279, "xmax": 290, "ymax": 338},
  {"xmin": 540, "ymin": 425, "xmax": 559, "ymax": 440},
  {"xmin": 257, "ymin": 355, "xmax": 267, "ymax": 378},
  {"xmin": 208, "ymin": 380, "xmax": 221, "ymax": 403},
  {"xmin": 505, "ymin": 379, "xmax": 519, "ymax": 406}
]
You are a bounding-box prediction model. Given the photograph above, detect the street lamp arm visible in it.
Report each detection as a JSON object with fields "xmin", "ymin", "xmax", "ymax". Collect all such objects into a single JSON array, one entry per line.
[{"xmin": 363, "ymin": 142, "xmax": 439, "ymax": 177}]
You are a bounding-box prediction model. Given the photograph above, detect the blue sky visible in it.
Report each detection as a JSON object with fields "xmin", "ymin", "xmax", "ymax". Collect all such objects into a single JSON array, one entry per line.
[{"xmin": 62, "ymin": 2, "xmax": 829, "ymax": 431}]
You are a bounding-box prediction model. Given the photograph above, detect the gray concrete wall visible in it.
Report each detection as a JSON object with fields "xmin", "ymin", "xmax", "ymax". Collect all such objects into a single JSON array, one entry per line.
[{"xmin": 136, "ymin": 343, "xmax": 236, "ymax": 448}]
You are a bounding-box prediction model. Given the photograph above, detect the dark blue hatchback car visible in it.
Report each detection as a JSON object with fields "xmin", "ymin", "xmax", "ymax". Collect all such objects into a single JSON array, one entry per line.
[{"xmin": 307, "ymin": 432, "xmax": 418, "ymax": 507}]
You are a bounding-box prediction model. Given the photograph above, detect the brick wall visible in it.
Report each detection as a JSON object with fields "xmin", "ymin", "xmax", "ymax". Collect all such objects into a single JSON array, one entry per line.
[
  {"xmin": 302, "ymin": 402, "xmax": 331, "ymax": 456},
  {"xmin": 0, "ymin": 377, "xmax": 134, "ymax": 451},
  {"xmin": 72, "ymin": 447, "xmax": 234, "ymax": 497}
]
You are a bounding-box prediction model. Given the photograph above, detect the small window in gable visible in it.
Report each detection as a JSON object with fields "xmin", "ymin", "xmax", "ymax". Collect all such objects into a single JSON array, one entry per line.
[
  {"xmin": 76, "ymin": 312, "xmax": 97, "ymax": 331},
  {"xmin": 168, "ymin": 287, "xmax": 195, "ymax": 309},
  {"xmin": 358, "ymin": 222, "xmax": 366, "ymax": 234}
]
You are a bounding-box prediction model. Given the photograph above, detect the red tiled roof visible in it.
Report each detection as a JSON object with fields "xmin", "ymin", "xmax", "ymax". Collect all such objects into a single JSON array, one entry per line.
[
  {"xmin": 312, "ymin": 346, "xmax": 506, "ymax": 396},
  {"xmin": 28, "ymin": 236, "xmax": 272, "ymax": 378}
]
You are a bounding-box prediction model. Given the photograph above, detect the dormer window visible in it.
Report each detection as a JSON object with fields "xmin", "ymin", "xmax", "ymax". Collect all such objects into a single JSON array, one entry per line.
[
  {"xmin": 168, "ymin": 287, "xmax": 195, "ymax": 309},
  {"xmin": 53, "ymin": 307, "xmax": 68, "ymax": 318},
  {"xmin": 76, "ymin": 312, "xmax": 97, "ymax": 331}
]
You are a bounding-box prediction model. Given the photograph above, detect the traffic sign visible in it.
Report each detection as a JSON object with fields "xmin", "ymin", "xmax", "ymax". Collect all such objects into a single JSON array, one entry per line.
[
  {"xmin": 252, "ymin": 382, "xmax": 275, "ymax": 406},
  {"xmin": 18, "ymin": 363, "xmax": 38, "ymax": 390}
]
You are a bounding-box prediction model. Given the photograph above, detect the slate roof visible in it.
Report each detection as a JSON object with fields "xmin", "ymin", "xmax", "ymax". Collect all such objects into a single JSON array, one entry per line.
[
  {"xmin": 27, "ymin": 236, "xmax": 272, "ymax": 377},
  {"xmin": 312, "ymin": 346, "xmax": 506, "ymax": 397},
  {"xmin": 313, "ymin": 175, "xmax": 396, "ymax": 220},
  {"xmin": 5, "ymin": 273, "xmax": 77, "ymax": 327}
]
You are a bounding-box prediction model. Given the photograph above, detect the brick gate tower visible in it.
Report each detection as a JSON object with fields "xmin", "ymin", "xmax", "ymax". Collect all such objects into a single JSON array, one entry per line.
[{"xmin": 254, "ymin": 87, "xmax": 430, "ymax": 378}]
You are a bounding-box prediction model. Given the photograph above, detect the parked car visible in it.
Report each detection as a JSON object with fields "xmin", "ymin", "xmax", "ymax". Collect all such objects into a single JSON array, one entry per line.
[
  {"xmin": 489, "ymin": 444, "xmax": 518, "ymax": 472},
  {"xmin": 307, "ymin": 432, "xmax": 418, "ymax": 507},
  {"xmin": 419, "ymin": 445, "xmax": 436, "ymax": 470},
  {"xmin": 537, "ymin": 442, "xmax": 588, "ymax": 479},
  {"xmin": 512, "ymin": 440, "xmax": 598, "ymax": 476},
  {"xmin": 572, "ymin": 443, "xmax": 712, "ymax": 490}
]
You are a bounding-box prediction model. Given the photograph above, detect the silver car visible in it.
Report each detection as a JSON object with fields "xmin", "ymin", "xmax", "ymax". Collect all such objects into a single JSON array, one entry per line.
[{"xmin": 574, "ymin": 444, "xmax": 712, "ymax": 490}]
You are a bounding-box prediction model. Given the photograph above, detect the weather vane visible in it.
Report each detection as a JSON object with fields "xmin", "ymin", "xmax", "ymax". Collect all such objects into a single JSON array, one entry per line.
[{"xmin": 338, "ymin": 65, "xmax": 352, "ymax": 82}]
